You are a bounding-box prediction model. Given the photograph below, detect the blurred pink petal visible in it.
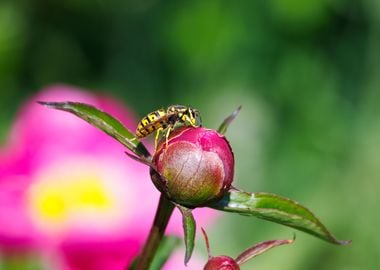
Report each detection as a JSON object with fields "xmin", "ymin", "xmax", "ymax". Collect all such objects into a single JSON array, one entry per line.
[
  {"xmin": 0, "ymin": 84, "xmax": 216, "ymax": 269},
  {"xmin": 163, "ymin": 249, "xmax": 206, "ymax": 270}
]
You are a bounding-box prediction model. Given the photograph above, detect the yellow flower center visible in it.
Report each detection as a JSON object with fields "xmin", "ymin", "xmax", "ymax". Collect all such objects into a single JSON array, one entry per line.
[{"xmin": 27, "ymin": 158, "xmax": 131, "ymax": 234}]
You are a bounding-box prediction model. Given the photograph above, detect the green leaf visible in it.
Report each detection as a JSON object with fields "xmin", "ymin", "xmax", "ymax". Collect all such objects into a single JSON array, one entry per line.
[
  {"xmin": 150, "ymin": 236, "xmax": 181, "ymax": 270},
  {"xmin": 177, "ymin": 205, "xmax": 196, "ymax": 265},
  {"xmin": 38, "ymin": 101, "xmax": 150, "ymax": 158},
  {"xmin": 217, "ymin": 105, "xmax": 242, "ymax": 134},
  {"xmin": 129, "ymin": 236, "xmax": 181, "ymax": 270},
  {"xmin": 209, "ymin": 189, "xmax": 351, "ymax": 245}
]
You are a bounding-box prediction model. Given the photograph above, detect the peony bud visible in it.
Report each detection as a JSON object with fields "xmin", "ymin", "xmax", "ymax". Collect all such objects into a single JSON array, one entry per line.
[
  {"xmin": 150, "ymin": 127, "xmax": 234, "ymax": 207},
  {"xmin": 203, "ymin": 256, "xmax": 240, "ymax": 270}
]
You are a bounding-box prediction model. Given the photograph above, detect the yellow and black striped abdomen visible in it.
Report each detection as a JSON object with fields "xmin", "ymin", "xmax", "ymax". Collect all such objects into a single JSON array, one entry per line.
[{"xmin": 136, "ymin": 109, "xmax": 167, "ymax": 138}]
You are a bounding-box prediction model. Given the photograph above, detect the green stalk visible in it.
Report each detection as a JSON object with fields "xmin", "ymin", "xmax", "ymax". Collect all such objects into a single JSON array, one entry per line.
[{"xmin": 135, "ymin": 194, "xmax": 175, "ymax": 270}]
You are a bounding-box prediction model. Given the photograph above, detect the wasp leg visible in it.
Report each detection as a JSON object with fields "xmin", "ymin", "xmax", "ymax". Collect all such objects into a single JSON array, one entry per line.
[
  {"xmin": 183, "ymin": 115, "xmax": 197, "ymax": 127},
  {"xmin": 164, "ymin": 125, "xmax": 173, "ymax": 149},
  {"xmin": 154, "ymin": 127, "xmax": 164, "ymax": 151}
]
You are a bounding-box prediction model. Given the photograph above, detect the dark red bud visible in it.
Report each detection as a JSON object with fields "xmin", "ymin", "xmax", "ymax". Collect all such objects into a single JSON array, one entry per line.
[
  {"xmin": 151, "ymin": 127, "xmax": 234, "ymax": 207},
  {"xmin": 204, "ymin": 256, "xmax": 240, "ymax": 270}
]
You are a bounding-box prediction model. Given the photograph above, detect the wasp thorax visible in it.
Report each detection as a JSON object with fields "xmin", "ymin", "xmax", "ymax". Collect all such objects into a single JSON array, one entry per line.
[
  {"xmin": 150, "ymin": 127, "xmax": 234, "ymax": 207},
  {"xmin": 135, "ymin": 105, "xmax": 202, "ymax": 139},
  {"xmin": 204, "ymin": 256, "xmax": 240, "ymax": 270}
]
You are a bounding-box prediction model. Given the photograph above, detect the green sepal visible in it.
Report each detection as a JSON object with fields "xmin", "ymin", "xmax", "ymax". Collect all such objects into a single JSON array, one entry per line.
[
  {"xmin": 217, "ymin": 105, "xmax": 242, "ymax": 135},
  {"xmin": 177, "ymin": 205, "xmax": 196, "ymax": 265},
  {"xmin": 38, "ymin": 101, "xmax": 150, "ymax": 158},
  {"xmin": 209, "ymin": 189, "xmax": 351, "ymax": 245},
  {"xmin": 235, "ymin": 236, "xmax": 295, "ymax": 265}
]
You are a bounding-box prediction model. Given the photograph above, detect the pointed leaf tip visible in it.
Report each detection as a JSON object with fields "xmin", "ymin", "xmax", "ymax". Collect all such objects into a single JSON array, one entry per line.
[
  {"xmin": 177, "ymin": 205, "xmax": 196, "ymax": 265},
  {"xmin": 209, "ymin": 190, "xmax": 351, "ymax": 245},
  {"xmin": 217, "ymin": 105, "xmax": 242, "ymax": 134},
  {"xmin": 38, "ymin": 101, "xmax": 150, "ymax": 158}
]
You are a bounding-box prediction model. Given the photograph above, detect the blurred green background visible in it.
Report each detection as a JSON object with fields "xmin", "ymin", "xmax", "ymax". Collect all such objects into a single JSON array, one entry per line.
[{"xmin": 0, "ymin": 0, "xmax": 378, "ymax": 269}]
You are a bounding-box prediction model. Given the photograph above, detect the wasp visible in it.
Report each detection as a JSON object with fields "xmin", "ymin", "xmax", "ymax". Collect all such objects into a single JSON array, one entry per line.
[{"xmin": 136, "ymin": 105, "xmax": 202, "ymax": 149}]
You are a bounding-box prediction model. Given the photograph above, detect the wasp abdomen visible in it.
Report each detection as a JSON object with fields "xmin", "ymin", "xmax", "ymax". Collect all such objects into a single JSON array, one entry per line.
[{"xmin": 136, "ymin": 109, "xmax": 166, "ymax": 138}]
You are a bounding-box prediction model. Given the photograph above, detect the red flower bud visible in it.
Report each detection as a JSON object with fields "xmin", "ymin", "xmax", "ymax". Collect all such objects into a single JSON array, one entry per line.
[
  {"xmin": 150, "ymin": 127, "xmax": 234, "ymax": 207},
  {"xmin": 204, "ymin": 256, "xmax": 240, "ymax": 270}
]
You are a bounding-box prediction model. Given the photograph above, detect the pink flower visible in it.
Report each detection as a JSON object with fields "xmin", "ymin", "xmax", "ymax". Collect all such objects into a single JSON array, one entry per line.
[{"xmin": 0, "ymin": 85, "xmax": 215, "ymax": 269}]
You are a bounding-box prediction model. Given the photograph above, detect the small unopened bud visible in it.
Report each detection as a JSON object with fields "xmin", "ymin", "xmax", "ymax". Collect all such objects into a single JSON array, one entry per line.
[
  {"xmin": 204, "ymin": 256, "xmax": 240, "ymax": 270},
  {"xmin": 201, "ymin": 227, "xmax": 295, "ymax": 270},
  {"xmin": 151, "ymin": 127, "xmax": 234, "ymax": 207}
]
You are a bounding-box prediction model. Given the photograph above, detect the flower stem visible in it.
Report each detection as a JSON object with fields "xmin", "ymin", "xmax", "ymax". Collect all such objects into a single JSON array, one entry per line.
[{"xmin": 135, "ymin": 194, "xmax": 175, "ymax": 270}]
